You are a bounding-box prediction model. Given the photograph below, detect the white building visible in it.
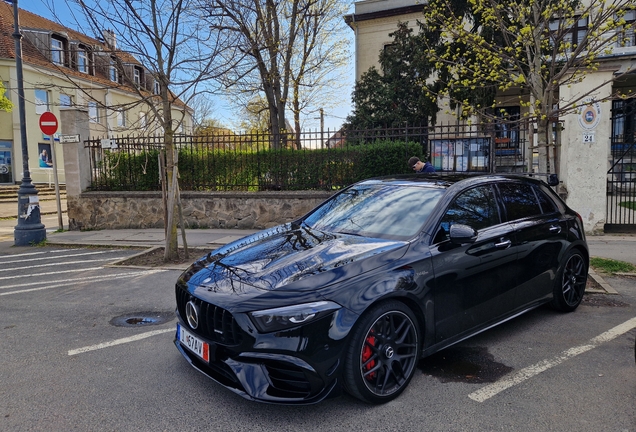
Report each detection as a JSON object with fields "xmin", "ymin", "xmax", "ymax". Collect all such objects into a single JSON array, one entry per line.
[
  {"xmin": 345, "ymin": 0, "xmax": 636, "ymax": 233},
  {"xmin": 0, "ymin": 3, "xmax": 193, "ymax": 186}
]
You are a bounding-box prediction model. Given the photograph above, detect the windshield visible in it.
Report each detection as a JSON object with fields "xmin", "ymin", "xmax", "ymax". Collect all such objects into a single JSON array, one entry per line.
[{"xmin": 303, "ymin": 183, "xmax": 445, "ymax": 240}]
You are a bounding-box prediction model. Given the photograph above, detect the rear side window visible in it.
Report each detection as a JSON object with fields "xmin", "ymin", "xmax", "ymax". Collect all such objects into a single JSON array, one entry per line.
[
  {"xmin": 438, "ymin": 185, "xmax": 500, "ymax": 238},
  {"xmin": 498, "ymin": 182, "xmax": 542, "ymax": 221},
  {"xmin": 534, "ymin": 186, "xmax": 558, "ymax": 214}
]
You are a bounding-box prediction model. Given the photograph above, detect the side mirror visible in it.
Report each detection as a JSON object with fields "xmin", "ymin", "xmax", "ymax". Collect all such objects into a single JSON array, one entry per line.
[
  {"xmin": 449, "ymin": 224, "xmax": 477, "ymax": 245},
  {"xmin": 547, "ymin": 174, "xmax": 559, "ymax": 187}
]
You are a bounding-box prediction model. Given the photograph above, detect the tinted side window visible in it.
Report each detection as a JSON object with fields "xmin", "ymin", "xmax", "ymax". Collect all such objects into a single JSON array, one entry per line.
[
  {"xmin": 437, "ymin": 185, "xmax": 500, "ymax": 240},
  {"xmin": 534, "ymin": 186, "xmax": 558, "ymax": 214},
  {"xmin": 498, "ymin": 183, "xmax": 542, "ymax": 220}
]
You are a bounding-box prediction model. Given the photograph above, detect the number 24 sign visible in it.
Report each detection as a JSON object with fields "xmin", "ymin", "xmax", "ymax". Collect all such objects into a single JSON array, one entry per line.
[{"xmin": 583, "ymin": 133, "xmax": 595, "ymax": 143}]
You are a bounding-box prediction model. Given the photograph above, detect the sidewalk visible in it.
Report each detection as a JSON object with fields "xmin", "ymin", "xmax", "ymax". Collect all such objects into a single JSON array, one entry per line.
[
  {"xmin": 1, "ymin": 197, "xmax": 634, "ymax": 265},
  {"xmin": 43, "ymin": 228, "xmax": 636, "ymax": 261},
  {"xmin": 45, "ymin": 227, "xmax": 259, "ymax": 250},
  {"xmin": 40, "ymin": 227, "xmax": 632, "ymax": 294},
  {"xmin": 0, "ymin": 194, "xmax": 633, "ymax": 295}
]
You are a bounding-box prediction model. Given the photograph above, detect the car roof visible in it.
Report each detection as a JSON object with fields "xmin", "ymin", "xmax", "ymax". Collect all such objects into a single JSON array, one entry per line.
[{"xmin": 358, "ymin": 173, "xmax": 549, "ymax": 189}]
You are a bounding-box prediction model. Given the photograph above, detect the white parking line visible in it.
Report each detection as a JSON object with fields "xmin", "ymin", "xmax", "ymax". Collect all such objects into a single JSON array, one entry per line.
[
  {"xmin": 0, "ymin": 269, "xmax": 166, "ymax": 295},
  {"xmin": 0, "ymin": 249, "xmax": 69, "ymax": 259},
  {"xmin": 0, "ymin": 267, "xmax": 105, "ymax": 281},
  {"xmin": 468, "ymin": 316, "xmax": 636, "ymax": 403},
  {"xmin": 0, "ymin": 258, "xmax": 117, "ymax": 272},
  {"xmin": 0, "ymin": 270, "xmax": 166, "ymax": 291},
  {"xmin": 68, "ymin": 328, "xmax": 174, "ymax": 356},
  {"xmin": 0, "ymin": 249, "xmax": 122, "ymax": 265}
]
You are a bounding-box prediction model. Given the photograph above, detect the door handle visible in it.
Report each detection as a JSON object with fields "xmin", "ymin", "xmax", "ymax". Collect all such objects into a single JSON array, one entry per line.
[
  {"xmin": 495, "ymin": 239, "xmax": 511, "ymax": 249},
  {"xmin": 549, "ymin": 225, "xmax": 562, "ymax": 234}
]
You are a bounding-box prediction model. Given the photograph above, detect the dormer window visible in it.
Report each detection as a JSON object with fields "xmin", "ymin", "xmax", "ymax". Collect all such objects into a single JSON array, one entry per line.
[
  {"xmin": 154, "ymin": 80, "xmax": 160, "ymax": 95},
  {"xmin": 77, "ymin": 47, "xmax": 88, "ymax": 73},
  {"xmin": 133, "ymin": 66, "xmax": 142, "ymax": 86},
  {"xmin": 51, "ymin": 37, "xmax": 65, "ymax": 65},
  {"xmin": 109, "ymin": 58, "xmax": 119, "ymax": 83}
]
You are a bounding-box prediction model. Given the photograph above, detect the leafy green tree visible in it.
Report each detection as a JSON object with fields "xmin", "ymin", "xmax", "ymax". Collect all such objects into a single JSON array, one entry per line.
[
  {"xmin": 0, "ymin": 81, "xmax": 13, "ymax": 112},
  {"xmin": 421, "ymin": 0, "xmax": 635, "ymax": 173},
  {"xmin": 345, "ymin": 22, "xmax": 438, "ymax": 130}
]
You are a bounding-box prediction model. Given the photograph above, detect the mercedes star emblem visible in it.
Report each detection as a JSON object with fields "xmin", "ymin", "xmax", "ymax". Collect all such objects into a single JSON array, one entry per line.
[{"xmin": 185, "ymin": 300, "xmax": 199, "ymax": 329}]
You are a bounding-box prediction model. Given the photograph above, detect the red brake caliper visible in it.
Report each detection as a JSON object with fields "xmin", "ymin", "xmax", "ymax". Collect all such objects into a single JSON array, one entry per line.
[{"xmin": 362, "ymin": 335, "xmax": 377, "ymax": 380}]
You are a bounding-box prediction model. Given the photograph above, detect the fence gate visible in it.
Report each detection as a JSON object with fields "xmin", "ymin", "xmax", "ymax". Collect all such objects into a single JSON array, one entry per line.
[{"xmin": 606, "ymin": 98, "xmax": 636, "ymax": 233}]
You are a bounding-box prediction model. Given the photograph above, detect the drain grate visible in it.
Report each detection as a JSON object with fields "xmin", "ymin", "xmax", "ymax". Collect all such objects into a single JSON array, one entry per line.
[{"xmin": 110, "ymin": 311, "xmax": 175, "ymax": 327}]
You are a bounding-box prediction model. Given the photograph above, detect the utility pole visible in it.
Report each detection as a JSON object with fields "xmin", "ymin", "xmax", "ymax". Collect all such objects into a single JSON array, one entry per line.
[
  {"xmin": 12, "ymin": 0, "xmax": 46, "ymax": 246},
  {"xmin": 320, "ymin": 108, "xmax": 324, "ymax": 148}
]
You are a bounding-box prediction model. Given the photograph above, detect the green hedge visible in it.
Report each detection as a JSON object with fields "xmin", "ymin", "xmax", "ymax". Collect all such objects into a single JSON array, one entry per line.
[{"xmin": 94, "ymin": 140, "xmax": 426, "ymax": 191}]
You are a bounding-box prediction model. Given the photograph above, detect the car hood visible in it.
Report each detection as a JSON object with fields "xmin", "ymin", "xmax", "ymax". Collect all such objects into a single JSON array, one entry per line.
[{"xmin": 179, "ymin": 224, "xmax": 408, "ymax": 295}]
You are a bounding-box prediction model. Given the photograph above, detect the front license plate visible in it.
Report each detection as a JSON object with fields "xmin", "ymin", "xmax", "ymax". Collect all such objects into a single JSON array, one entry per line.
[{"xmin": 177, "ymin": 324, "xmax": 209, "ymax": 362}]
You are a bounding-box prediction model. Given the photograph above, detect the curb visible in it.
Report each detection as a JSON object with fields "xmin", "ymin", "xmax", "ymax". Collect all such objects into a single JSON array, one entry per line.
[
  {"xmin": 587, "ymin": 268, "xmax": 619, "ymax": 294},
  {"xmin": 104, "ymin": 245, "xmax": 215, "ymax": 271},
  {"xmin": 615, "ymin": 272, "xmax": 636, "ymax": 278}
]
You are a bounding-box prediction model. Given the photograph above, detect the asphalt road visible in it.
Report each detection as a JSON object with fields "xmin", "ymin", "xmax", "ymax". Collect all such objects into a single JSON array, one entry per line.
[{"xmin": 1, "ymin": 246, "xmax": 635, "ymax": 431}]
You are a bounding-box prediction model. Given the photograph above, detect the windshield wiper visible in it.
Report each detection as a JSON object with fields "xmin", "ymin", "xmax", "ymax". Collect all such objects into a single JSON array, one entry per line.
[{"xmin": 337, "ymin": 230, "xmax": 363, "ymax": 237}]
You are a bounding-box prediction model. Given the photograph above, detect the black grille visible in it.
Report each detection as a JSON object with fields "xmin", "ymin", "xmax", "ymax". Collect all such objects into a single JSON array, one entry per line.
[
  {"xmin": 263, "ymin": 360, "xmax": 312, "ymax": 398},
  {"xmin": 176, "ymin": 284, "xmax": 242, "ymax": 345}
]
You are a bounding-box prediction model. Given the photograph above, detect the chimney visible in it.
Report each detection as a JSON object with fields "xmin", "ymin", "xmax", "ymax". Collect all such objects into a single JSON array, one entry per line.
[{"xmin": 102, "ymin": 29, "xmax": 117, "ymax": 49}]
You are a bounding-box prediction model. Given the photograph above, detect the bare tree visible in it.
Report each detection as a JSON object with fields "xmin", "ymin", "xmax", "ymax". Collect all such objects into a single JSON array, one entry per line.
[
  {"xmin": 59, "ymin": 0, "xmax": 230, "ymax": 260},
  {"xmin": 189, "ymin": 93, "xmax": 219, "ymax": 129},
  {"xmin": 201, "ymin": 0, "xmax": 350, "ymax": 149},
  {"xmin": 288, "ymin": 0, "xmax": 349, "ymax": 147}
]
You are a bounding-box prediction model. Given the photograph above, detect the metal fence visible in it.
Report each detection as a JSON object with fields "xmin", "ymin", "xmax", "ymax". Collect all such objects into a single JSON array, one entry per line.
[
  {"xmin": 85, "ymin": 122, "xmax": 529, "ymax": 192},
  {"xmin": 606, "ymin": 98, "xmax": 636, "ymax": 231}
]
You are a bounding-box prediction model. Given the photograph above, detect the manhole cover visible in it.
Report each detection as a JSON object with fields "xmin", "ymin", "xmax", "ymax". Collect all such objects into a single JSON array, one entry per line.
[{"xmin": 110, "ymin": 311, "xmax": 175, "ymax": 327}]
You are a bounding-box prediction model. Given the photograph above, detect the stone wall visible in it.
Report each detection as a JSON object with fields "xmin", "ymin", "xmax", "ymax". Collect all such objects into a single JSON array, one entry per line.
[{"xmin": 67, "ymin": 190, "xmax": 334, "ymax": 230}]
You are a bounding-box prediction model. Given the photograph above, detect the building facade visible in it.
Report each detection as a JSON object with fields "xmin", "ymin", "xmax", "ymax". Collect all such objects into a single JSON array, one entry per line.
[
  {"xmin": 346, "ymin": 0, "xmax": 636, "ymax": 233},
  {"xmin": 0, "ymin": 3, "xmax": 193, "ymax": 186}
]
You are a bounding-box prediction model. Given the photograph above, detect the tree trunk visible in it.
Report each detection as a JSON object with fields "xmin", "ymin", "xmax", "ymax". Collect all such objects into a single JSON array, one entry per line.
[
  {"xmin": 536, "ymin": 118, "xmax": 551, "ymax": 174},
  {"xmin": 163, "ymin": 92, "xmax": 179, "ymax": 261}
]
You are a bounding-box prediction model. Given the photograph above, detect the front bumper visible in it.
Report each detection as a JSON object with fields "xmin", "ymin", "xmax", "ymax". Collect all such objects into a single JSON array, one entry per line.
[
  {"xmin": 173, "ymin": 278, "xmax": 360, "ymax": 404},
  {"xmin": 174, "ymin": 335, "xmax": 341, "ymax": 404}
]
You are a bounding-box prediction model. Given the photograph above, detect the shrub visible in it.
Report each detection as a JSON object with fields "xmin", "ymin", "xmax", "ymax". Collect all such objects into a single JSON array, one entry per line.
[{"xmin": 93, "ymin": 139, "xmax": 426, "ymax": 192}]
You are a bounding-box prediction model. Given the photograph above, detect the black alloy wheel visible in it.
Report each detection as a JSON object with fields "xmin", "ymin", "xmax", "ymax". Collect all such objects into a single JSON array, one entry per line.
[
  {"xmin": 343, "ymin": 301, "xmax": 420, "ymax": 404},
  {"xmin": 550, "ymin": 250, "xmax": 588, "ymax": 312}
]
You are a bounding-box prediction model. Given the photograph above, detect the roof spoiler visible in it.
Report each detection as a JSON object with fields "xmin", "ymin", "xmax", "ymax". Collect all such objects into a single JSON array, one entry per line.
[
  {"xmin": 508, "ymin": 172, "xmax": 560, "ymax": 187},
  {"xmin": 547, "ymin": 174, "xmax": 559, "ymax": 187}
]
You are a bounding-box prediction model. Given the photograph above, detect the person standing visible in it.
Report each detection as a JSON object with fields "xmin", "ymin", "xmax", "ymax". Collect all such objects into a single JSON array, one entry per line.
[{"xmin": 408, "ymin": 156, "xmax": 435, "ymax": 173}]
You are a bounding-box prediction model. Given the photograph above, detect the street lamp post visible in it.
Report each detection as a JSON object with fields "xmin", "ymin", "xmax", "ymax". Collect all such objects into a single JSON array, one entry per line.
[{"xmin": 12, "ymin": 0, "xmax": 46, "ymax": 246}]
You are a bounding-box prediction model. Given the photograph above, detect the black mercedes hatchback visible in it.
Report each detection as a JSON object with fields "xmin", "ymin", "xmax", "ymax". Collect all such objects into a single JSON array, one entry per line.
[{"xmin": 174, "ymin": 174, "xmax": 588, "ymax": 405}]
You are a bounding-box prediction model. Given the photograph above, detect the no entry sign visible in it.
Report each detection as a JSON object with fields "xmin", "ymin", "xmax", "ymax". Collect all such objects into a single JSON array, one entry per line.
[{"xmin": 39, "ymin": 111, "xmax": 58, "ymax": 135}]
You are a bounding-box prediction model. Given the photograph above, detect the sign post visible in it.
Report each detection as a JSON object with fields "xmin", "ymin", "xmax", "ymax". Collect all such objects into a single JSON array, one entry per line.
[{"xmin": 39, "ymin": 112, "xmax": 63, "ymax": 231}]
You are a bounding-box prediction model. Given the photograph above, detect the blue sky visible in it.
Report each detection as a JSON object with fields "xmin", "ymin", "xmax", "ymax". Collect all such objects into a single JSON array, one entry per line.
[{"xmin": 20, "ymin": 0, "xmax": 356, "ymax": 131}]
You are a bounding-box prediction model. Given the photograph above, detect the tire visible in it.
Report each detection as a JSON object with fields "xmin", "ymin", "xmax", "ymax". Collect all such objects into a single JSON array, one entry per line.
[
  {"xmin": 550, "ymin": 249, "xmax": 587, "ymax": 312},
  {"xmin": 343, "ymin": 301, "xmax": 420, "ymax": 404}
]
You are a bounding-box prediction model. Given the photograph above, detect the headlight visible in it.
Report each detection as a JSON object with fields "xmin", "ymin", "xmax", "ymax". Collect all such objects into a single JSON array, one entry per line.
[{"xmin": 249, "ymin": 301, "xmax": 341, "ymax": 333}]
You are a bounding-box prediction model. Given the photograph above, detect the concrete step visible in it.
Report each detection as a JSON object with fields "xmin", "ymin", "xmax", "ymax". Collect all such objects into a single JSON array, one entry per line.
[{"xmin": 0, "ymin": 185, "xmax": 66, "ymax": 201}]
